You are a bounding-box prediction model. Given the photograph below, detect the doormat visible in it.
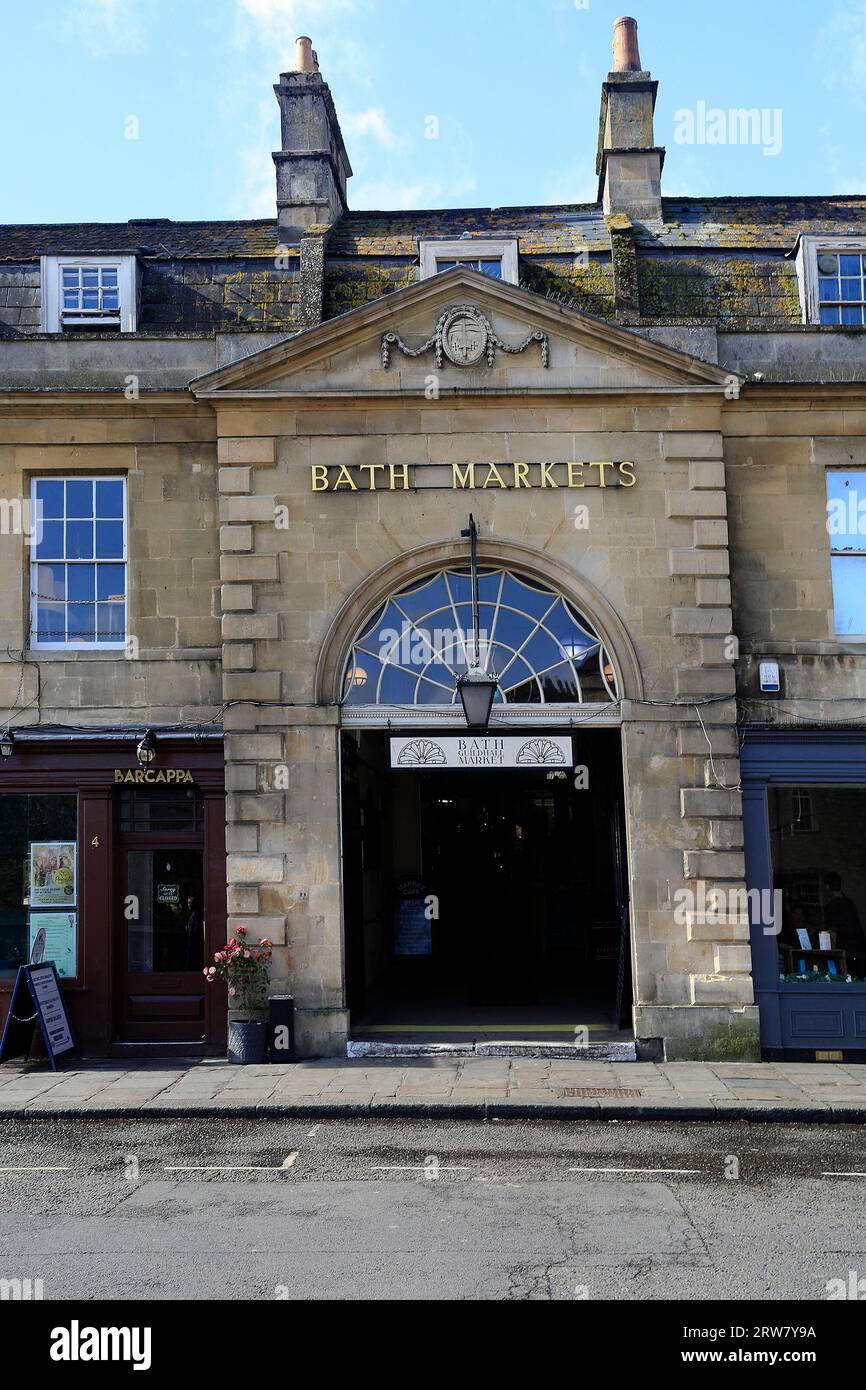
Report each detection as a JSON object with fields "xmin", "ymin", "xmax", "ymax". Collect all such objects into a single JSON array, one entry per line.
[{"xmin": 559, "ymin": 1087, "xmax": 642, "ymax": 1098}]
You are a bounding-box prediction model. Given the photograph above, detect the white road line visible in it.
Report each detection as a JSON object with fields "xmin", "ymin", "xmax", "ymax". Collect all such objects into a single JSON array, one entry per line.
[
  {"xmin": 822, "ymin": 1171, "xmax": 866, "ymax": 1178},
  {"xmin": 371, "ymin": 1165, "xmax": 471, "ymax": 1173},
  {"xmin": 568, "ymin": 1167, "xmax": 702, "ymax": 1176},
  {"xmin": 306, "ymin": 1125, "xmax": 321, "ymax": 1137},
  {"xmin": 166, "ymin": 1152, "xmax": 299, "ymax": 1174},
  {"xmin": 0, "ymin": 1166, "xmax": 69, "ymax": 1173}
]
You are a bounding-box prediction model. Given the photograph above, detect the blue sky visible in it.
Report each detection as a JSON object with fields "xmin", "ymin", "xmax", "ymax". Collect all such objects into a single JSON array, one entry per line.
[{"xmin": 1, "ymin": 0, "xmax": 865, "ymax": 224}]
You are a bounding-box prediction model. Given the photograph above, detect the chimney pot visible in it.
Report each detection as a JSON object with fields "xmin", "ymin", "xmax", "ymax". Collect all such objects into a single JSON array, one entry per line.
[
  {"xmin": 295, "ymin": 35, "xmax": 315, "ymax": 73},
  {"xmin": 612, "ymin": 16, "xmax": 642, "ymax": 72}
]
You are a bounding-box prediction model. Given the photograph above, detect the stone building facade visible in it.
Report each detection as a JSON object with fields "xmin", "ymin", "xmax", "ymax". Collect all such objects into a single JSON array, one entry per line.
[{"xmin": 1, "ymin": 21, "xmax": 864, "ymax": 1061}]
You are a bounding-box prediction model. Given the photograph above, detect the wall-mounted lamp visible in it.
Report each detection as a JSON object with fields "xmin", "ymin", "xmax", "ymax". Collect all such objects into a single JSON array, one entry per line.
[
  {"xmin": 456, "ymin": 515, "xmax": 499, "ymax": 731},
  {"xmin": 136, "ymin": 729, "xmax": 156, "ymax": 766},
  {"xmin": 0, "ymin": 729, "xmax": 14, "ymax": 758}
]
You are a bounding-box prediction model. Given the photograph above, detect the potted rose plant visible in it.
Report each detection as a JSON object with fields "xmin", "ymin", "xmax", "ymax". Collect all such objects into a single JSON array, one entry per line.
[{"xmin": 205, "ymin": 927, "xmax": 273, "ymax": 1063}]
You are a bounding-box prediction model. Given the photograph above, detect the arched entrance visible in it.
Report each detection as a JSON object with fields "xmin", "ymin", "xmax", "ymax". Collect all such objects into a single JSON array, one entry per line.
[{"xmin": 331, "ymin": 550, "xmax": 636, "ymax": 1047}]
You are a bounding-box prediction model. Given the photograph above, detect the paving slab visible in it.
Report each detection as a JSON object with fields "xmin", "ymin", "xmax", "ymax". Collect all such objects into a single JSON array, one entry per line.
[{"xmin": 2, "ymin": 1057, "xmax": 866, "ymax": 1121}]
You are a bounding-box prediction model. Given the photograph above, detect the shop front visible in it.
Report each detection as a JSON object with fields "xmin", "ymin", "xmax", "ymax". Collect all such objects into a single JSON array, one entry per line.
[
  {"xmin": 743, "ymin": 731, "xmax": 866, "ymax": 1060},
  {"xmin": 0, "ymin": 735, "xmax": 227, "ymax": 1056},
  {"xmin": 196, "ymin": 266, "xmax": 757, "ymax": 1060}
]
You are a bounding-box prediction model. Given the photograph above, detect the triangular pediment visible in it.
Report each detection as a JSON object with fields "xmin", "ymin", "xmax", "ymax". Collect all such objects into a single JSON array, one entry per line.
[{"xmin": 190, "ymin": 266, "xmax": 735, "ymax": 398}]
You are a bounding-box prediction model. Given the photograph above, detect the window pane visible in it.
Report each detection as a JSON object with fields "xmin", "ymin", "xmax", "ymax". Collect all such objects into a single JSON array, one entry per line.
[
  {"xmin": 63, "ymin": 291, "xmax": 79, "ymax": 309},
  {"xmin": 35, "ymin": 563, "xmax": 65, "ymax": 601},
  {"xmin": 101, "ymin": 269, "xmax": 118, "ymax": 286},
  {"xmin": 95, "ymin": 520, "xmax": 124, "ymax": 558},
  {"xmin": 65, "ymin": 520, "xmax": 93, "ymax": 559},
  {"xmin": 126, "ymin": 849, "xmax": 204, "ymax": 973},
  {"xmin": 36, "ymin": 603, "xmax": 65, "ymax": 641},
  {"xmin": 61, "ymin": 268, "xmax": 79, "ymax": 286},
  {"xmin": 82, "ymin": 291, "xmax": 99, "ymax": 310},
  {"xmin": 839, "ymin": 255, "xmax": 862, "ymax": 276},
  {"xmin": 67, "ymin": 564, "xmax": 95, "ymax": 602},
  {"xmin": 341, "ymin": 567, "xmax": 617, "ymax": 705},
  {"xmin": 102, "ymin": 290, "xmax": 119, "ymax": 311},
  {"xmin": 826, "ymin": 471, "xmax": 866, "ymax": 551},
  {"xmin": 818, "ymin": 278, "xmax": 839, "ymax": 301},
  {"xmin": 831, "ymin": 556, "xmax": 866, "ymax": 636},
  {"xmin": 819, "ymin": 305, "xmax": 840, "ymax": 324},
  {"xmin": 480, "ymin": 259, "xmax": 503, "ymax": 278},
  {"xmin": 841, "ymin": 279, "xmax": 862, "ymax": 301},
  {"xmin": 770, "ymin": 787, "xmax": 866, "ymax": 983},
  {"xmin": 841, "ymin": 305, "xmax": 865, "ymax": 325},
  {"xmin": 65, "ymin": 480, "xmax": 93, "ymax": 517},
  {"xmin": 96, "ymin": 562, "xmax": 125, "ymax": 600},
  {"xmin": 34, "ymin": 520, "xmax": 64, "ymax": 559},
  {"xmin": 67, "ymin": 602, "xmax": 96, "ymax": 641},
  {"xmin": 34, "ymin": 479, "xmax": 64, "ymax": 519},
  {"xmin": 436, "ymin": 260, "xmax": 457, "ymax": 272},
  {"xmin": 96, "ymin": 602, "xmax": 125, "ymax": 641},
  {"xmin": 81, "ymin": 270, "xmax": 98, "ymax": 288},
  {"xmin": 95, "ymin": 479, "xmax": 124, "ymax": 518},
  {"xmin": 0, "ymin": 794, "xmax": 77, "ymax": 978}
]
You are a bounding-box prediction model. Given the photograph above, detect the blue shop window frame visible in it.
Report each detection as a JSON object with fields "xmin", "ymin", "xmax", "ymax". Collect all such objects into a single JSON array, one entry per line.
[{"xmin": 742, "ymin": 731, "xmax": 866, "ymax": 1057}]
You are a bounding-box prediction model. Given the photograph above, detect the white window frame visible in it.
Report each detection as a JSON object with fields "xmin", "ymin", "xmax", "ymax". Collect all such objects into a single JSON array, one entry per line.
[
  {"xmin": 419, "ymin": 238, "xmax": 519, "ymax": 285},
  {"xmin": 39, "ymin": 255, "xmax": 139, "ymax": 333},
  {"xmin": 827, "ymin": 467, "xmax": 866, "ymax": 644},
  {"xmin": 795, "ymin": 236, "xmax": 866, "ymax": 327},
  {"xmin": 29, "ymin": 475, "xmax": 128, "ymax": 652}
]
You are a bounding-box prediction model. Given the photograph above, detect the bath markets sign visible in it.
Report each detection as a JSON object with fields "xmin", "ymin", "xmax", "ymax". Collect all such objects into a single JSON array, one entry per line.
[
  {"xmin": 311, "ymin": 461, "xmax": 636, "ymax": 492},
  {"xmin": 390, "ymin": 735, "xmax": 574, "ymax": 770}
]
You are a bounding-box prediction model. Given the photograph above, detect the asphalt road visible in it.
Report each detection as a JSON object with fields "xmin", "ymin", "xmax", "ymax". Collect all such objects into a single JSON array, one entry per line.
[{"xmin": 1, "ymin": 1117, "xmax": 865, "ymax": 1300}]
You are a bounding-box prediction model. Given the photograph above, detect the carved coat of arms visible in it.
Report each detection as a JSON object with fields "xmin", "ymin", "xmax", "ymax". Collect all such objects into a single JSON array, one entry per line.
[{"xmin": 382, "ymin": 304, "xmax": 549, "ymax": 371}]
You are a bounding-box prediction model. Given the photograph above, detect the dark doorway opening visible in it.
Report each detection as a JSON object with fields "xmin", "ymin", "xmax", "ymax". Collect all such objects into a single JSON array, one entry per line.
[{"xmin": 341, "ymin": 729, "xmax": 631, "ymax": 1043}]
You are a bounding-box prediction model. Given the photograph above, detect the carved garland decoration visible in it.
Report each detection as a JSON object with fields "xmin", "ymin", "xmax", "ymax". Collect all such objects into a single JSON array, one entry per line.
[{"xmin": 381, "ymin": 304, "xmax": 550, "ymax": 371}]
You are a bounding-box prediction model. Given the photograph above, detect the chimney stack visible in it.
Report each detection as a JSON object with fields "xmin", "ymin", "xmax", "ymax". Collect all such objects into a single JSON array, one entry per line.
[
  {"xmin": 612, "ymin": 16, "xmax": 642, "ymax": 72},
  {"xmin": 273, "ymin": 38, "xmax": 352, "ymax": 244},
  {"xmin": 597, "ymin": 16, "xmax": 664, "ymax": 224}
]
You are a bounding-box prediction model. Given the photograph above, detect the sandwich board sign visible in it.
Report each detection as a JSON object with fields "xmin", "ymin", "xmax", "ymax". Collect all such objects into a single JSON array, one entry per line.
[{"xmin": 0, "ymin": 962, "xmax": 78, "ymax": 1070}]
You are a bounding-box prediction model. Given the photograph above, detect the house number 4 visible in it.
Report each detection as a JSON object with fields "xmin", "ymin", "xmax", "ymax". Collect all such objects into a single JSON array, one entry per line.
[{"xmin": 91, "ymin": 836, "xmax": 100, "ymax": 848}]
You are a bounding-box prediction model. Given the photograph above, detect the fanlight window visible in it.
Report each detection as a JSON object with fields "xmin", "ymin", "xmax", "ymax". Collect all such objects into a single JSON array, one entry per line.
[{"xmin": 341, "ymin": 568, "xmax": 619, "ymax": 707}]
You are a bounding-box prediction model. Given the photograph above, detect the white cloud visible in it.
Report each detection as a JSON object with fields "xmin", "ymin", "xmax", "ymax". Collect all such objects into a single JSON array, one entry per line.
[
  {"xmin": 541, "ymin": 163, "xmax": 598, "ymax": 206},
  {"xmin": 228, "ymin": 96, "xmax": 279, "ymax": 218},
  {"xmin": 65, "ymin": 0, "xmax": 145, "ymax": 57},
  {"xmin": 820, "ymin": 131, "xmax": 866, "ymax": 194},
  {"xmin": 350, "ymin": 171, "xmax": 478, "ymax": 211},
  {"xmin": 235, "ymin": 0, "xmax": 356, "ymax": 53},
  {"xmin": 819, "ymin": 3, "xmax": 866, "ymax": 92},
  {"xmin": 342, "ymin": 107, "xmax": 401, "ymax": 149}
]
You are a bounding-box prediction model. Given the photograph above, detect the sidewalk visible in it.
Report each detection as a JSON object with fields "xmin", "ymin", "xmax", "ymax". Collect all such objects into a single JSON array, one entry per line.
[{"xmin": 2, "ymin": 1057, "xmax": 866, "ymax": 1120}]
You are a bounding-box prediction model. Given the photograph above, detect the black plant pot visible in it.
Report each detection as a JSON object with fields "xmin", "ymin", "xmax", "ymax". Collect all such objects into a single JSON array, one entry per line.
[{"xmin": 228, "ymin": 1021, "xmax": 267, "ymax": 1064}]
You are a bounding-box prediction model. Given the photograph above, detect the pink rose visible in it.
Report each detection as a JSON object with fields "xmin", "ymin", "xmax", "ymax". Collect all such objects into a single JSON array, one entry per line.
[{"xmin": 229, "ymin": 987, "xmax": 236, "ymax": 996}]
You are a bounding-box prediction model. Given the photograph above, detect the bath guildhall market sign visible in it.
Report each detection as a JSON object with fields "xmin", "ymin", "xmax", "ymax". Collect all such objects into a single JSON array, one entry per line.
[
  {"xmin": 311, "ymin": 461, "xmax": 637, "ymax": 492},
  {"xmin": 391, "ymin": 735, "xmax": 574, "ymax": 769}
]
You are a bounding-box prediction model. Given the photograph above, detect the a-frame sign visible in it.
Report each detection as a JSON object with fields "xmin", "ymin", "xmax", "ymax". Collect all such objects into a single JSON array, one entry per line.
[{"xmin": 0, "ymin": 962, "xmax": 79, "ymax": 1070}]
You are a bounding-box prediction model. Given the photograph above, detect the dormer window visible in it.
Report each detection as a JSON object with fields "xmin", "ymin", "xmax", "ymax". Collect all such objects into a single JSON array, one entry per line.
[
  {"xmin": 796, "ymin": 237, "xmax": 866, "ymax": 327},
  {"xmin": 419, "ymin": 238, "xmax": 518, "ymax": 285},
  {"xmin": 40, "ymin": 255, "xmax": 138, "ymax": 333}
]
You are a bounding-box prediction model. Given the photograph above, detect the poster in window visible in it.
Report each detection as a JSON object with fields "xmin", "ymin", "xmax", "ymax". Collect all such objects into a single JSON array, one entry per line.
[
  {"xmin": 28, "ymin": 912, "xmax": 76, "ymax": 978},
  {"xmin": 29, "ymin": 842, "xmax": 77, "ymax": 907}
]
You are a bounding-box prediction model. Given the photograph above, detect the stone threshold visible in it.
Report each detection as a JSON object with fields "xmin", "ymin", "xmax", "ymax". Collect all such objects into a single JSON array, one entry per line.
[{"xmin": 346, "ymin": 1040, "xmax": 638, "ymax": 1061}]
